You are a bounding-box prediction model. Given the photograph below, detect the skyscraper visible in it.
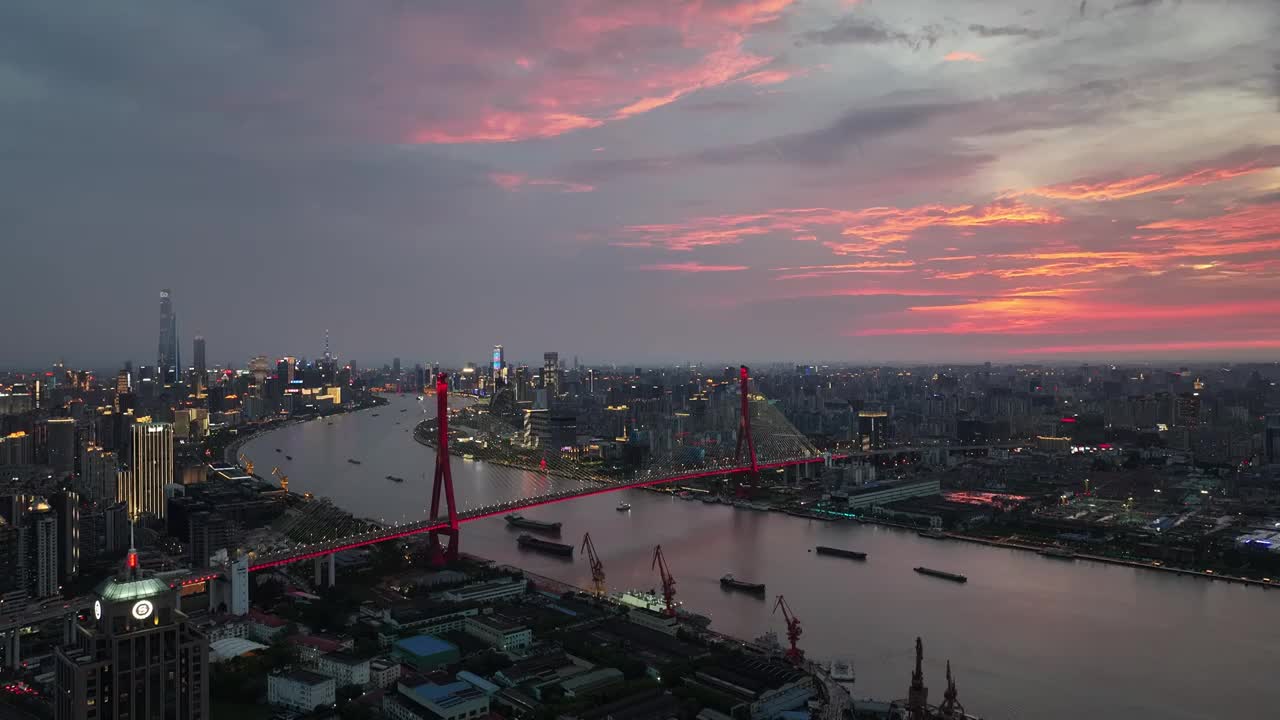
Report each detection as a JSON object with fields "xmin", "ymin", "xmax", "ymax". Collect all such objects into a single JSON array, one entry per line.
[
  {"xmin": 118, "ymin": 422, "xmax": 173, "ymax": 519},
  {"xmin": 157, "ymin": 289, "xmax": 180, "ymax": 386},
  {"xmin": 492, "ymin": 345, "xmax": 505, "ymax": 384},
  {"xmin": 543, "ymin": 352, "xmax": 559, "ymax": 395},
  {"xmin": 192, "ymin": 335, "xmax": 206, "ymax": 390},
  {"xmin": 44, "ymin": 417, "xmax": 76, "ymax": 477},
  {"xmin": 54, "ymin": 542, "xmax": 209, "ymax": 720}
]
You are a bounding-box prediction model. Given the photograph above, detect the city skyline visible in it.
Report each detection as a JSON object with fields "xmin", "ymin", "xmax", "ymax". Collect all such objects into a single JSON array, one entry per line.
[{"xmin": 3, "ymin": 0, "xmax": 1279, "ymax": 366}]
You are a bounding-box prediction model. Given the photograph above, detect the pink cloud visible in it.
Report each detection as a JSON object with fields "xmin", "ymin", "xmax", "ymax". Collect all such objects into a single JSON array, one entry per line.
[
  {"xmin": 944, "ymin": 51, "xmax": 985, "ymax": 63},
  {"xmin": 636, "ymin": 262, "xmax": 750, "ymax": 273},
  {"xmin": 489, "ymin": 172, "xmax": 595, "ymax": 193}
]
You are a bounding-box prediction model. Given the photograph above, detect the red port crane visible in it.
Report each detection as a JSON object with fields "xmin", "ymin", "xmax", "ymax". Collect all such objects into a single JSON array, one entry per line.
[
  {"xmin": 773, "ymin": 595, "xmax": 804, "ymax": 664},
  {"xmin": 652, "ymin": 545, "xmax": 677, "ymax": 617},
  {"xmin": 581, "ymin": 533, "xmax": 606, "ymax": 596}
]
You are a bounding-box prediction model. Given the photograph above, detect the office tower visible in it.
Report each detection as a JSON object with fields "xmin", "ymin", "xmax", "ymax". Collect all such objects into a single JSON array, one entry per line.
[
  {"xmin": 80, "ymin": 501, "xmax": 129, "ymax": 563},
  {"xmin": 192, "ymin": 335, "xmax": 206, "ymax": 391},
  {"xmin": 543, "ymin": 352, "xmax": 560, "ymax": 395},
  {"xmin": 45, "ymin": 417, "xmax": 77, "ymax": 476},
  {"xmin": 118, "ymin": 422, "xmax": 173, "ymax": 520},
  {"xmin": 114, "ymin": 368, "xmax": 131, "ymax": 396},
  {"xmin": 157, "ymin": 289, "xmax": 180, "ymax": 386},
  {"xmin": 19, "ymin": 499, "xmax": 59, "ymax": 598},
  {"xmin": 54, "ymin": 544, "xmax": 209, "ymax": 720},
  {"xmin": 392, "ymin": 357, "xmax": 402, "ymax": 380},
  {"xmin": 1265, "ymin": 415, "xmax": 1280, "ymax": 466},
  {"xmin": 277, "ymin": 357, "xmax": 296, "ymax": 384},
  {"xmin": 857, "ymin": 410, "xmax": 888, "ymax": 452},
  {"xmin": 492, "ymin": 344, "xmax": 505, "ymax": 379},
  {"xmin": 514, "ymin": 365, "xmax": 530, "ymax": 402}
]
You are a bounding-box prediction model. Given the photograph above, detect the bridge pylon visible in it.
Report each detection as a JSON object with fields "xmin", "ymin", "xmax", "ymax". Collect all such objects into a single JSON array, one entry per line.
[
  {"xmin": 733, "ymin": 365, "xmax": 759, "ymax": 498},
  {"xmin": 428, "ymin": 372, "xmax": 460, "ymax": 566}
]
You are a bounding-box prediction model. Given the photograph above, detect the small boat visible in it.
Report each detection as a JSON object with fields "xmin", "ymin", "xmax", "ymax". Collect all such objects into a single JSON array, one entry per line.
[
  {"xmin": 326, "ymin": 422, "xmax": 333, "ymax": 426},
  {"xmin": 505, "ymin": 514, "xmax": 562, "ymax": 533},
  {"xmin": 815, "ymin": 546, "xmax": 867, "ymax": 561},
  {"xmin": 517, "ymin": 534, "xmax": 574, "ymax": 557},
  {"xmin": 1039, "ymin": 547, "xmax": 1077, "ymax": 560},
  {"xmin": 720, "ymin": 574, "xmax": 766, "ymax": 594},
  {"xmin": 462, "ymin": 454, "xmax": 475, "ymax": 461},
  {"xmin": 385, "ymin": 475, "xmax": 405, "ymax": 483},
  {"xmin": 914, "ymin": 566, "xmax": 967, "ymax": 583},
  {"xmin": 275, "ymin": 448, "xmax": 281, "ymax": 453},
  {"xmin": 701, "ymin": 496, "xmax": 721, "ymax": 505},
  {"xmin": 918, "ymin": 529, "xmax": 947, "ymax": 540},
  {"xmin": 285, "ymin": 455, "xmax": 293, "ymax": 460},
  {"xmin": 399, "ymin": 409, "xmax": 407, "ymax": 413},
  {"xmin": 371, "ymin": 414, "xmax": 380, "ymax": 417},
  {"xmin": 830, "ymin": 659, "xmax": 856, "ymax": 684},
  {"xmin": 347, "ymin": 459, "xmax": 362, "ymax": 465},
  {"xmin": 616, "ymin": 502, "xmax": 631, "ymax": 512}
]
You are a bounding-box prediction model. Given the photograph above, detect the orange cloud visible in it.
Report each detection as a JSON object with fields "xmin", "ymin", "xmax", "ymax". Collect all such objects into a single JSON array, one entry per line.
[
  {"xmin": 619, "ymin": 200, "xmax": 1060, "ymax": 252},
  {"xmin": 944, "ymin": 51, "xmax": 985, "ymax": 63},
  {"xmin": 1135, "ymin": 203, "xmax": 1280, "ymax": 249},
  {"xmin": 489, "ymin": 172, "xmax": 595, "ymax": 193},
  {"xmin": 416, "ymin": 111, "xmax": 603, "ymax": 144},
  {"xmin": 636, "ymin": 262, "xmax": 750, "ymax": 273},
  {"xmin": 771, "ymin": 261, "xmax": 916, "ymax": 280},
  {"xmin": 1017, "ymin": 162, "xmax": 1270, "ymax": 201}
]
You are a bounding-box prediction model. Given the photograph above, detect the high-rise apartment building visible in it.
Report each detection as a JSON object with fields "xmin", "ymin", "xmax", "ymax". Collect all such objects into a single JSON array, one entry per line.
[
  {"xmin": 157, "ymin": 289, "xmax": 180, "ymax": 386},
  {"xmin": 118, "ymin": 422, "xmax": 173, "ymax": 519},
  {"xmin": 19, "ymin": 499, "xmax": 59, "ymax": 598},
  {"xmin": 80, "ymin": 445, "xmax": 118, "ymax": 502},
  {"xmin": 192, "ymin": 335, "xmax": 206, "ymax": 392},
  {"xmin": 54, "ymin": 546, "xmax": 209, "ymax": 720}
]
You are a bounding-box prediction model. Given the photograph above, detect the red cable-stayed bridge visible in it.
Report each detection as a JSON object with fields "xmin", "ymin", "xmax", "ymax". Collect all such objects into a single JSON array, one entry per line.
[{"xmin": 245, "ymin": 367, "xmax": 822, "ymax": 573}]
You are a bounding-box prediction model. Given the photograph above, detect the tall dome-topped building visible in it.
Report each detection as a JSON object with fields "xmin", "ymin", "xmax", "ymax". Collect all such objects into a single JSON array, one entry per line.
[{"xmin": 54, "ymin": 534, "xmax": 208, "ymax": 720}]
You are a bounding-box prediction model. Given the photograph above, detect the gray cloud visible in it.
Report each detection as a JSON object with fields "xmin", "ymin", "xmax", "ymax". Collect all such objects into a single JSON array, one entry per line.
[
  {"xmin": 799, "ymin": 17, "xmax": 942, "ymax": 50},
  {"xmin": 968, "ymin": 23, "xmax": 1052, "ymax": 39}
]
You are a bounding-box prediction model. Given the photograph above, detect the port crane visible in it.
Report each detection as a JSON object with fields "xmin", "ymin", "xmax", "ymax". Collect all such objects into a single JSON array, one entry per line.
[
  {"xmin": 238, "ymin": 454, "xmax": 254, "ymax": 476},
  {"xmin": 271, "ymin": 467, "xmax": 288, "ymax": 492},
  {"xmin": 773, "ymin": 595, "xmax": 804, "ymax": 664},
  {"xmin": 652, "ymin": 545, "xmax": 677, "ymax": 617},
  {"xmin": 581, "ymin": 533, "xmax": 605, "ymax": 596}
]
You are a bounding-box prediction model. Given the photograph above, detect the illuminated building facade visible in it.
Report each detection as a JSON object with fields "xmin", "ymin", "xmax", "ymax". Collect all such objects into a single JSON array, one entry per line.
[{"xmin": 118, "ymin": 422, "xmax": 173, "ymax": 519}]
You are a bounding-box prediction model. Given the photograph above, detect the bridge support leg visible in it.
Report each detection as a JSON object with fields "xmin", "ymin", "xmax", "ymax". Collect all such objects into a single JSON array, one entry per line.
[
  {"xmin": 733, "ymin": 365, "xmax": 759, "ymax": 498},
  {"xmin": 328, "ymin": 553, "xmax": 336, "ymax": 587},
  {"xmin": 2, "ymin": 630, "xmax": 18, "ymax": 669},
  {"xmin": 314, "ymin": 557, "xmax": 322, "ymax": 586},
  {"xmin": 428, "ymin": 373, "xmax": 460, "ymax": 567}
]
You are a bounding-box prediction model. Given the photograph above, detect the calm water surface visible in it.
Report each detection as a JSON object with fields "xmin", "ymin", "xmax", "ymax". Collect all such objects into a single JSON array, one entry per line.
[{"xmin": 244, "ymin": 395, "xmax": 1278, "ymax": 719}]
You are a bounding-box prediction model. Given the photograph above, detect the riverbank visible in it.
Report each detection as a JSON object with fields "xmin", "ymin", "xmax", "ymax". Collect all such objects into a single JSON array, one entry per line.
[{"xmin": 222, "ymin": 394, "xmax": 388, "ymax": 468}]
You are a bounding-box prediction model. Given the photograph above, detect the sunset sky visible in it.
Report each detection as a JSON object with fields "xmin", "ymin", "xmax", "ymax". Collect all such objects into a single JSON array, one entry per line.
[{"xmin": 3, "ymin": 0, "xmax": 1278, "ymax": 366}]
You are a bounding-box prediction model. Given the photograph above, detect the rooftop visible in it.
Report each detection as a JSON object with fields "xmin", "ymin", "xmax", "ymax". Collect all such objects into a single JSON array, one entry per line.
[
  {"xmin": 395, "ymin": 634, "xmax": 457, "ymax": 657},
  {"xmin": 408, "ymin": 681, "xmax": 485, "ymax": 709},
  {"xmin": 96, "ymin": 576, "xmax": 170, "ymax": 604},
  {"xmin": 278, "ymin": 669, "xmax": 332, "ymax": 686}
]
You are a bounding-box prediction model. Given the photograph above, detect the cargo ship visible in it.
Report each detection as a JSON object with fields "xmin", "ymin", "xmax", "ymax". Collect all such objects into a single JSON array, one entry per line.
[
  {"xmin": 914, "ymin": 566, "xmax": 967, "ymax": 583},
  {"xmin": 347, "ymin": 458, "xmax": 362, "ymax": 465},
  {"xmin": 1039, "ymin": 547, "xmax": 1077, "ymax": 560},
  {"xmin": 720, "ymin": 574, "xmax": 766, "ymax": 594},
  {"xmin": 385, "ymin": 475, "xmax": 405, "ymax": 483},
  {"xmin": 815, "ymin": 546, "xmax": 867, "ymax": 560},
  {"xmin": 516, "ymin": 534, "xmax": 574, "ymax": 557},
  {"xmin": 504, "ymin": 514, "xmax": 562, "ymax": 533}
]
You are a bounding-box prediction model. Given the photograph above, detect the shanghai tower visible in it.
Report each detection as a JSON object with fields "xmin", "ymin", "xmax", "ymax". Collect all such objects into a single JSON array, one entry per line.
[{"xmin": 157, "ymin": 289, "xmax": 179, "ymax": 386}]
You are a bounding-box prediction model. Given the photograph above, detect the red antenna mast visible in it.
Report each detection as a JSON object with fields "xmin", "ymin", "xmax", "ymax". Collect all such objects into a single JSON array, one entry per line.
[
  {"xmin": 652, "ymin": 545, "xmax": 677, "ymax": 617},
  {"xmin": 581, "ymin": 533, "xmax": 606, "ymax": 596},
  {"xmin": 773, "ymin": 595, "xmax": 804, "ymax": 664}
]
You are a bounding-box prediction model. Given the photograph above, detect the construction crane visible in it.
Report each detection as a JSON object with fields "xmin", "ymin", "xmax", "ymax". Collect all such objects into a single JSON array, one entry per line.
[
  {"xmin": 773, "ymin": 595, "xmax": 804, "ymax": 664},
  {"xmin": 271, "ymin": 467, "xmax": 288, "ymax": 492},
  {"xmin": 238, "ymin": 453, "xmax": 254, "ymax": 476},
  {"xmin": 581, "ymin": 533, "xmax": 605, "ymax": 596},
  {"xmin": 652, "ymin": 545, "xmax": 677, "ymax": 618}
]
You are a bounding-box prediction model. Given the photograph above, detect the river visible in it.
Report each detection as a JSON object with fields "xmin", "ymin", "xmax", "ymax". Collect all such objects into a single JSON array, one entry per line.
[{"xmin": 243, "ymin": 394, "xmax": 1278, "ymax": 720}]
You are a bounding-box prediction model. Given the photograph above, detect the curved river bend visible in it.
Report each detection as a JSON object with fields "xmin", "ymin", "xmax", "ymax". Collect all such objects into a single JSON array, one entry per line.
[{"xmin": 243, "ymin": 395, "xmax": 1278, "ymax": 720}]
